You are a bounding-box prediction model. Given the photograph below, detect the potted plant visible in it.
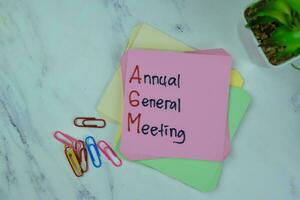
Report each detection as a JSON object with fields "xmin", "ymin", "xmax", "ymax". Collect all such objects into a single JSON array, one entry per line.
[{"xmin": 244, "ymin": 0, "xmax": 300, "ymax": 69}]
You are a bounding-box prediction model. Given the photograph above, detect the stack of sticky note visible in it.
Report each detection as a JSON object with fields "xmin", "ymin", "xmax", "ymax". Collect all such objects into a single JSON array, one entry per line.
[{"xmin": 97, "ymin": 24, "xmax": 251, "ymax": 192}]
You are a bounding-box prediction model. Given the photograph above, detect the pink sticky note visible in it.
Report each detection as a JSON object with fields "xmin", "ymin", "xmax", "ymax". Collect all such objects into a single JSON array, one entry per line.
[
  {"xmin": 120, "ymin": 49, "xmax": 232, "ymax": 161},
  {"xmin": 121, "ymin": 49, "xmax": 231, "ymax": 160},
  {"xmin": 120, "ymin": 49, "xmax": 231, "ymax": 160}
]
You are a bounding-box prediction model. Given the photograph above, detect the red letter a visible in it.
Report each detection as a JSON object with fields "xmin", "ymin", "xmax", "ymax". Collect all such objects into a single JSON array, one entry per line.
[{"xmin": 129, "ymin": 65, "xmax": 141, "ymax": 84}]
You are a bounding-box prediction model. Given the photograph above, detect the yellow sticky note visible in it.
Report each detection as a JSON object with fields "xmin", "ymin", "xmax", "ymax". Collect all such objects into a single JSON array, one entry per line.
[
  {"xmin": 97, "ymin": 68, "xmax": 123, "ymax": 124},
  {"xmin": 96, "ymin": 23, "xmax": 244, "ymax": 125},
  {"xmin": 230, "ymin": 69, "xmax": 244, "ymax": 88}
]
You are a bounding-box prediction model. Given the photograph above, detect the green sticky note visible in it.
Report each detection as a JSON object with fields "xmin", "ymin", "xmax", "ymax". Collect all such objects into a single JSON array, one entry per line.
[{"xmin": 115, "ymin": 87, "xmax": 251, "ymax": 192}]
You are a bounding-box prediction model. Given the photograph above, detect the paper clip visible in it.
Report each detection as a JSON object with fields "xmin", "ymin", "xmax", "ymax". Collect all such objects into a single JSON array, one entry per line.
[
  {"xmin": 85, "ymin": 136, "xmax": 102, "ymax": 168},
  {"xmin": 53, "ymin": 131, "xmax": 77, "ymax": 148},
  {"xmin": 74, "ymin": 117, "xmax": 106, "ymax": 128},
  {"xmin": 97, "ymin": 140, "xmax": 123, "ymax": 167},
  {"xmin": 74, "ymin": 140, "xmax": 89, "ymax": 173},
  {"xmin": 64, "ymin": 145, "xmax": 83, "ymax": 177},
  {"xmin": 74, "ymin": 140, "xmax": 84, "ymax": 155}
]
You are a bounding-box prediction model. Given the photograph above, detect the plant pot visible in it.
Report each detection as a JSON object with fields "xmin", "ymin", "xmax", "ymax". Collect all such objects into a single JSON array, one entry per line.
[{"xmin": 240, "ymin": 8, "xmax": 300, "ymax": 69}]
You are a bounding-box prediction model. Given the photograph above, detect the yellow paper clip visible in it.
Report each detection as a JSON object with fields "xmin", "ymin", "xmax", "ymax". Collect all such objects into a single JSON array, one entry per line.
[{"xmin": 64, "ymin": 145, "xmax": 83, "ymax": 177}]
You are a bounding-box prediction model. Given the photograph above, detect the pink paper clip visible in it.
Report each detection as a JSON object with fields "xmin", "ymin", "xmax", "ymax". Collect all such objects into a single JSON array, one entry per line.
[
  {"xmin": 74, "ymin": 117, "xmax": 106, "ymax": 128},
  {"xmin": 97, "ymin": 140, "xmax": 123, "ymax": 167},
  {"xmin": 53, "ymin": 131, "xmax": 78, "ymax": 148}
]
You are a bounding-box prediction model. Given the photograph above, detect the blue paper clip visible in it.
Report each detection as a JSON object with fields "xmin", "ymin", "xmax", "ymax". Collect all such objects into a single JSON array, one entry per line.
[{"xmin": 85, "ymin": 136, "xmax": 102, "ymax": 168}]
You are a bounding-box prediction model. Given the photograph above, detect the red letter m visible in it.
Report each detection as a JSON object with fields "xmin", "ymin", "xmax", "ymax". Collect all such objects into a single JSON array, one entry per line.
[{"xmin": 127, "ymin": 112, "xmax": 141, "ymax": 134}]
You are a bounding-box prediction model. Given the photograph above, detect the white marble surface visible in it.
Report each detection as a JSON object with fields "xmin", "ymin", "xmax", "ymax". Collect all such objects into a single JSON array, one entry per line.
[{"xmin": 0, "ymin": 0, "xmax": 300, "ymax": 199}]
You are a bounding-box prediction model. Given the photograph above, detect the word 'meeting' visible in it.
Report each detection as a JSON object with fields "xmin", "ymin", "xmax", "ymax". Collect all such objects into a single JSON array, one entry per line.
[{"xmin": 127, "ymin": 65, "xmax": 186, "ymax": 144}]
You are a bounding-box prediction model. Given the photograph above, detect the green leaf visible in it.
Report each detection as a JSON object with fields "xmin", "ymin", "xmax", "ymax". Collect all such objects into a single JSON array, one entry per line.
[
  {"xmin": 255, "ymin": 9, "xmax": 290, "ymax": 26},
  {"xmin": 291, "ymin": 10, "xmax": 300, "ymax": 27},
  {"xmin": 275, "ymin": 44, "xmax": 300, "ymax": 61},
  {"xmin": 252, "ymin": 0, "xmax": 292, "ymax": 27},
  {"xmin": 291, "ymin": 63, "xmax": 300, "ymax": 70},
  {"xmin": 272, "ymin": 0, "xmax": 291, "ymax": 16},
  {"xmin": 252, "ymin": 0, "xmax": 291, "ymax": 15},
  {"xmin": 287, "ymin": 0, "xmax": 300, "ymax": 15},
  {"xmin": 269, "ymin": 27, "xmax": 300, "ymax": 46}
]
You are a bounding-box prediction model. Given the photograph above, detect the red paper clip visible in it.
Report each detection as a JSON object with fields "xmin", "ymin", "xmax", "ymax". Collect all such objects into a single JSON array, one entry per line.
[
  {"xmin": 53, "ymin": 131, "xmax": 77, "ymax": 148},
  {"xmin": 74, "ymin": 140, "xmax": 84, "ymax": 155},
  {"xmin": 74, "ymin": 117, "xmax": 106, "ymax": 128},
  {"xmin": 74, "ymin": 140, "xmax": 89, "ymax": 173},
  {"xmin": 97, "ymin": 140, "xmax": 122, "ymax": 167}
]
